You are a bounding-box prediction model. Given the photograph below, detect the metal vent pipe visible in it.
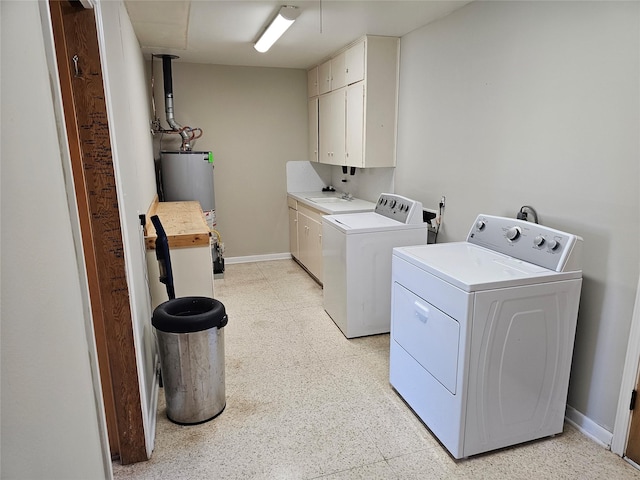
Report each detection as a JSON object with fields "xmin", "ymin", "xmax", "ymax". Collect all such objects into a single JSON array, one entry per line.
[{"xmin": 162, "ymin": 55, "xmax": 191, "ymax": 151}]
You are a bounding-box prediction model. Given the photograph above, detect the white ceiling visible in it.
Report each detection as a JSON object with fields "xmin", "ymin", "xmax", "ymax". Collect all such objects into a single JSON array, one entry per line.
[{"xmin": 124, "ymin": 0, "xmax": 472, "ymax": 69}]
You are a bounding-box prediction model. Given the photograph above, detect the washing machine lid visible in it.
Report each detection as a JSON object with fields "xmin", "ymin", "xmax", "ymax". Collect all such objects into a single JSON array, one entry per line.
[
  {"xmin": 323, "ymin": 212, "xmax": 427, "ymax": 234},
  {"xmin": 394, "ymin": 242, "xmax": 582, "ymax": 292}
]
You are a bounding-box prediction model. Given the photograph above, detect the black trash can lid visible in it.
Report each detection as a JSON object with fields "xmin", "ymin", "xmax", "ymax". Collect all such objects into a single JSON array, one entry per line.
[{"xmin": 152, "ymin": 297, "xmax": 228, "ymax": 333}]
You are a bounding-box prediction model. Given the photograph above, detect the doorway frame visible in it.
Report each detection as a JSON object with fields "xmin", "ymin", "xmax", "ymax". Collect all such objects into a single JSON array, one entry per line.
[
  {"xmin": 41, "ymin": 0, "xmax": 152, "ymax": 465},
  {"xmin": 612, "ymin": 276, "xmax": 640, "ymax": 457},
  {"xmin": 37, "ymin": 0, "xmax": 112, "ymax": 472}
]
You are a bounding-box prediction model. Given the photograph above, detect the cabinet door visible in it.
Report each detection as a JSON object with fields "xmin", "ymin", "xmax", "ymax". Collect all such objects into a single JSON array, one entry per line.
[
  {"xmin": 318, "ymin": 94, "xmax": 332, "ymax": 164},
  {"xmin": 319, "ymin": 90, "xmax": 346, "ymax": 166},
  {"xmin": 297, "ymin": 212, "xmax": 309, "ymax": 266},
  {"xmin": 297, "ymin": 208, "xmax": 323, "ymax": 282},
  {"xmin": 331, "ymin": 51, "xmax": 347, "ymax": 90},
  {"xmin": 345, "ymin": 83, "xmax": 364, "ymax": 167},
  {"xmin": 307, "ymin": 217, "xmax": 323, "ymax": 282},
  {"xmin": 307, "ymin": 66, "xmax": 319, "ymax": 97},
  {"xmin": 308, "ymin": 98, "xmax": 319, "ymax": 162},
  {"xmin": 318, "ymin": 60, "xmax": 332, "ymax": 95},
  {"xmin": 288, "ymin": 207, "xmax": 299, "ymax": 259},
  {"xmin": 345, "ymin": 41, "xmax": 365, "ymax": 85}
]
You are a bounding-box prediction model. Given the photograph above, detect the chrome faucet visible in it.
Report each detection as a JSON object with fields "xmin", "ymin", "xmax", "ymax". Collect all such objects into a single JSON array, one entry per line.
[{"xmin": 341, "ymin": 192, "xmax": 353, "ymax": 201}]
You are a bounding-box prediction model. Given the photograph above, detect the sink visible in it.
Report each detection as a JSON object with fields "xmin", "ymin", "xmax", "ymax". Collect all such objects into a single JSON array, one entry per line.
[{"xmin": 306, "ymin": 197, "xmax": 348, "ymax": 204}]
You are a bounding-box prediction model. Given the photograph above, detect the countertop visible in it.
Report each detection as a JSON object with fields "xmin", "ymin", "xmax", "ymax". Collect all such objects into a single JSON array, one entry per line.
[
  {"xmin": 144, "ymin": 201, "xmax": 210, "ymax": 250},
  {"xmin": 288, "ymin": 191, "xmax": 376, "ymax": 215}
]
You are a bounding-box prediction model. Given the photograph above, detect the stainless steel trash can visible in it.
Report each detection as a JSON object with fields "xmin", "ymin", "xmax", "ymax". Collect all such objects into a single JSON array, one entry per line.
[{"xmin": 152, "ymin": 296, "xmax": 228, "ymax": 424}]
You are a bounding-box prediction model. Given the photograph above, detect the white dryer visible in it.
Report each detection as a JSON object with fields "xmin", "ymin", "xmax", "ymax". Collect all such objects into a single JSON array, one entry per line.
[
  {"xmin": 390, "ymin": 214, "xmax": 583, "ymax": 459},
  {"xmin": 323, "ymin": 194, "xmax": 428, "ymax": 338}
]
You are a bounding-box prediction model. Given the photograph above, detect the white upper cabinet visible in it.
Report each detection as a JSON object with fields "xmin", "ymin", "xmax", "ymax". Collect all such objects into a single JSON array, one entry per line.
[
  {"xmin": 330, "ymin": 51, "xmax": 347, "ymax": 90},
  {"xmin": 345, "ymin": 41, "xmax": 365, "ymax": 85},
  {"xmin": 308, "ymin": 97, "xmax": 319, "ymax": 162},
  {"xmin": 318, "ymin": 60, "xmax": 332, "ymax": 95},
  {"xmin": 310, "ymin": 35, "xmax": 399, "ymax": 168},
  {"xmin": 307, "ymin": 66, "xmax": 319, "ymax": 98},
  {"xmin": 319, "ymin": 90, "xmax": 346, "ymax": 166},
  {"xmin": 345, "ymin": 83, "xmax": 364, "ymax": 167}
]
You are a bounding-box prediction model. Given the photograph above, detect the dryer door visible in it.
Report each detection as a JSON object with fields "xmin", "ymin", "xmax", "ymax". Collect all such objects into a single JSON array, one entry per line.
[{"xmin": 392, "ymin": 283, "xmax": 460, "ymax": 394}]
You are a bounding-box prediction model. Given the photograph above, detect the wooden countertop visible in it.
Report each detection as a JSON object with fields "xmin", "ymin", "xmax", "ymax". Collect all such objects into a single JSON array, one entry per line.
[{"xmin": 145, "ymin": 200, "xmax": 211, "ymax": 250}]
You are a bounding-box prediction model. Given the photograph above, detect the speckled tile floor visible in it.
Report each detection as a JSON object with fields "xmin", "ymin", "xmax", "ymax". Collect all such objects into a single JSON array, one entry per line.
[{"xmin": 113, "ymin": 259, "xmax": 640, "ymax": 479}]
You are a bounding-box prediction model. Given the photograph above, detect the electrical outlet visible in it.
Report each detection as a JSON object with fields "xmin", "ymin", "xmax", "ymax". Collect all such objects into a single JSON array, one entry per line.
[{"xmin": 440, "ymin": 196, "xmax": 446, "ymax": 208}]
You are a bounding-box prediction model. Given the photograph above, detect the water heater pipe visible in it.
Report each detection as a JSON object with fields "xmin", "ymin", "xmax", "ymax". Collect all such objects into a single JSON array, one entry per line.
[{"xmin": 162, "ymin": 55, "xmax": 191, "ymax": 151}]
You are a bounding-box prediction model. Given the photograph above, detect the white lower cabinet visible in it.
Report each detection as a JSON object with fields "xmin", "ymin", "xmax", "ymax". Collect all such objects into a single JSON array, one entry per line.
[
  {"xmin": 146, "ymin": 246, "xmax": 214, "ymax": 309},
  {"xmin": 288, "ymin": 206, "xmax": 299, "ymax": 259},
  {"xmin": 288, "ymin": 198, "xmax": 323, "ymax": 283},
  {"xmin": 298, "ymin": 209, "xmax": 323, "ymax": 282}
]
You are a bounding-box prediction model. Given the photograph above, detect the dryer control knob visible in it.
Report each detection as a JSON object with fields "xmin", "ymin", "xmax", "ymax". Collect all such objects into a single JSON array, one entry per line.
[
  {"xmin": 476, "ymin": 220, "xmax": 486, "ymax": 231},
  {"xmin": 534, "ymin": 235, "xmax": 546, "ymax": 247},
  {"xmin": 548, "ymin": 239, "xmax": 560, "ymax": 251},
  {"xmin": 390, "ymin": 200, "xmax": 397, "ymax": 208},
  {"xmin": 506, "ymin": 226, "xmax": 521, "ymax": 241}
]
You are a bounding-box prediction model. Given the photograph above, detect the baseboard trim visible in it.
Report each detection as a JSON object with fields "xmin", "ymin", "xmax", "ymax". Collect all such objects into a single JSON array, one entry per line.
[
  {"xmin": 565, "ymin": 405, "xmax": 613, "ymax": 449},
  {"xmin": 225, "ymin": 253, "xmax": 292, "ymax": 264}
]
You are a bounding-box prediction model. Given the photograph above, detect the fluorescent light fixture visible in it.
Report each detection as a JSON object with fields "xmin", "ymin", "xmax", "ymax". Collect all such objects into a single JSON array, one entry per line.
[{"xmin": 254, "ymin": 6, "xmax": 300, "ymax": 53}]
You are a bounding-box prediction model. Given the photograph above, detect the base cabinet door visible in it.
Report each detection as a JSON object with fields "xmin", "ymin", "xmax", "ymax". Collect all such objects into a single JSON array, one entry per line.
[
  {"xmin": 307, "ymin": 217, "xmax": 323, "ymax": 282},
  {"xmin": 289, "ymin": 207, "xmax": 299, "ymax": 259},
  {"xmin": 296, "ymin": 204, "xmax": 324, "ymax": 282}
]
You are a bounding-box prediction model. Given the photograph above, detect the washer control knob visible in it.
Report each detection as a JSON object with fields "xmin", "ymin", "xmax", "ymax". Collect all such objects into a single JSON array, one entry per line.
[
  {"xmin": 506, "ymin": 226, "xmax": 521, "ymax": 241},
  {"xmin": 476, "ymin": 220, "xmax": 486, "ymax": 231},
  {"xmin": 548, "ymin": 239, "xmax": 560, "ymax": 251},
  {"xmin": 390, "ymin": 200, "xmax": 397, "ymax": 208},
  {"xmin": 534, "ymin": 235, "xmax": 546, "ymax": 247}
]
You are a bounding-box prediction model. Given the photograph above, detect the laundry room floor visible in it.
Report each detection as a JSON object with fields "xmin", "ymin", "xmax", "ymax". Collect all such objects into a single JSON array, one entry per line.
[{"xmin": 113, "ymin": 259, "xmax": 640, "ymax": 480}]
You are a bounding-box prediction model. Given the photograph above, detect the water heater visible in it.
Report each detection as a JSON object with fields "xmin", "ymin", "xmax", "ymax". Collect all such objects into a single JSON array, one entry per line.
[{"xmin": 160, "ymin": 151, "xmax": 215, "ymax": 211}]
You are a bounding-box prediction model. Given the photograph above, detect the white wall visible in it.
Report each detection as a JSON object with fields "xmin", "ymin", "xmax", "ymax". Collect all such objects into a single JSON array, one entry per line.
[
  {"xmin": 95, "ymin": 0, "xmax": 159, "ymax": 455},
  {"xmin": 0, "ymin": 1, "xmax": 109, "ymax": 478},
  {"xmin": 152, "ymin": 62, "xmax": 308, "ymax": 258},
  {"xmin": 329, "ymin": 166, "xmax": 395, "ymax": 204},
  {"xmin": 396, "ymin": 1, "xmax": 639, "ymax": 433}
]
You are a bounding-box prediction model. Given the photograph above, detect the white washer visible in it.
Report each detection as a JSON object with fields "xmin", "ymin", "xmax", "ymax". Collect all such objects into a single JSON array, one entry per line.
[
  {"xmin": 390, "ymin": 214, "xmax": 583, "ymax": 459},
  {"xmin": 323, "ymin": 194, "xmax": 429, "ymax": 338}
]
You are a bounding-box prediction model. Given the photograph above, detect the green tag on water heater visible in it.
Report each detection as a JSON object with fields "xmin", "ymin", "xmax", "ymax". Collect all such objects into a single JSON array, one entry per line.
[{"xmin": 208, "ymin": 151, "xmax": 214, "ymax": 163}]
